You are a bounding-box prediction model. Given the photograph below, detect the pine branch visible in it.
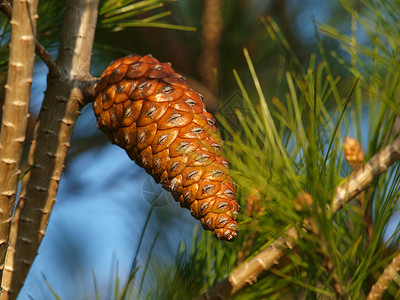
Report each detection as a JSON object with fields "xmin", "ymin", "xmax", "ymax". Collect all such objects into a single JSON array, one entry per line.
[
  {"xmin": 0, "ymin": 0, "xmax": 39, "ymax": 286},
  {"xmin": 34, "ymin": 39, "xmax": 59, "ymax": 77},
  {"xmin": 195, "ymin": 136, "xmax": 400, "ymax": 300},
  {"xmin": 0, "ymin": 0, "xmax": 99, "ymax": 298},
  {"xmin": 194, "ymin": 227, "xmax": 299, "ymax": 300},
  {"xmin": 332, "ymin": 136, "xmax": 400, "ymax": 212},
  {"xmin": 0, "ymin": 0, "xmax": 59, "ymax": 76},
  {"xmin": 367, "ymin": 251, "xmax": 400, "ymax": 300}
]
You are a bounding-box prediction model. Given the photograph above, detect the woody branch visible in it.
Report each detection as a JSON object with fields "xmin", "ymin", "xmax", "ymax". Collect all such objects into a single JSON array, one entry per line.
[
  {"xmin": 0, "ymin": 0, "xmax": 99, "ymax": 298},
  {"xmin": 0, "ymin": 0, "xmax": 39, "ymax": 286}
]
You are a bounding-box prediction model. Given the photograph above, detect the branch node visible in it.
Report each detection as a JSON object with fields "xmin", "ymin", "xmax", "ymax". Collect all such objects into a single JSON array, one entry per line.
[
  {"xmin": 33, "ymin": 186, "xmax": 48, "ymax": 192},
  {"xmin": 18, "ymin": 237, "xmax": 32, "ymax": 244}
]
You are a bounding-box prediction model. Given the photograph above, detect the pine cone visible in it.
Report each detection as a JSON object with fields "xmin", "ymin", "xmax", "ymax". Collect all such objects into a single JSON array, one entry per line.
[{"xmin": 93, "ymin": 54, "xmax": 239, "ymax": 241}]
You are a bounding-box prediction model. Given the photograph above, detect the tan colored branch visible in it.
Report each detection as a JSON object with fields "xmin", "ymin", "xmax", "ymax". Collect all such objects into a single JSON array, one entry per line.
[
  {"xmin": 332, "ymin": 136, "xmax": 400, "ymax": 212},
  {"xmin": 367, "ymin": 251, "xmax": 400, "ymax": 300},
  {"xmin": 0, "ymin": 0, "xmax": 99, "ymax": 298},
  {"xmin": 0, "ymin": 0, "xmax": 39, "ymax": 285},
  {"xmin": 194, "ymin": 227, "xmax": 298, "ymax": 300},
  {"xmin": 195, "ymin": 136, "xmax": 400, "ymax": 300}
]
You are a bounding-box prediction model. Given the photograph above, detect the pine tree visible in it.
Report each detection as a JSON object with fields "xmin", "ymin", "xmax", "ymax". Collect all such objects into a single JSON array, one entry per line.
[{"xmin": 0, "ymin": 1, "xmax": 399, "ymax": 299}]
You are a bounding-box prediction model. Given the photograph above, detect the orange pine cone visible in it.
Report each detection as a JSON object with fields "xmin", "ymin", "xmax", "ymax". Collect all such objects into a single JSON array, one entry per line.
[{"xmin": 93, "ymin": 54, "xmax": 239, "ymax": 241}]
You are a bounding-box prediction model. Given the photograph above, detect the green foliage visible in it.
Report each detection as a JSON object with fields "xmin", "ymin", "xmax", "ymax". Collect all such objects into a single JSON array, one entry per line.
[
  {"xmin": 98, "ymin": 0, "xmax": 196, "ymax": 32},
  {"xmin": 36, "ymin": 0, "xmax": 64, "ymax": 48},
  {"xmin": 0, "ymin": 16, "xmax": 9, "ymax": 71},
  {"xmin": 42, "ymin": 272, "xmax": 62, "ymax": 300},
  {"xmin": 151, "ymin": 225, "xmax": 239, "ymax": 300},
  {"xmin": 0, "ymin": 0, "xmax": 194, "ymax": 72},
  {"xmin": 151, "ymin": 1, "xmax": 400, "ymax": 299}
]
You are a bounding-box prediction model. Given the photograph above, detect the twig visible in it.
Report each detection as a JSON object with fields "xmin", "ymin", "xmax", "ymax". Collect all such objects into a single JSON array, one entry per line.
[
  {"xmin": 0, "ymin": 0, "xmax": 60, "ymax": 77},
  {"xmin": 324, "ymin": 257, "xmax": 344, "ymax": 298},
  {"xmin": 367, "ymin": 251, "xmax": 400, "ymax": 300},
  {"xmin": 0, "ymin": 0, "xmax": 99, "ymax": 298},
  {"xmin": 34, "ymin": 40, "xmax": 59, "ymax": 77},
  {"xmin": 0, "ymin": 0, "xmax": 39, "ymax": 286},
  {"xmin": 194, "ymin": 136, "xmax": 400, "ymax": 300}
]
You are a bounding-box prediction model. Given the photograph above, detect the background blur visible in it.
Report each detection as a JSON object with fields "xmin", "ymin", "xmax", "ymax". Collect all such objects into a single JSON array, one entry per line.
[{"xmin": 0, "ymin": 0, "xmax": 364, "ymax": 299}]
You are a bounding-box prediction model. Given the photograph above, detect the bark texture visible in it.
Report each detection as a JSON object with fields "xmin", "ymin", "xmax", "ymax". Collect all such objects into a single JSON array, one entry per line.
[
  {"xmin": 196, "ymin": 136, "xmax": 400, "ymax": 300},
  {"xmin": 0, "ymin": 0, "xmax": 39, "ymax": 285},
  {"xmin": 0, "ymin": 0, "xmax": 99, "ymax": 298}
]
